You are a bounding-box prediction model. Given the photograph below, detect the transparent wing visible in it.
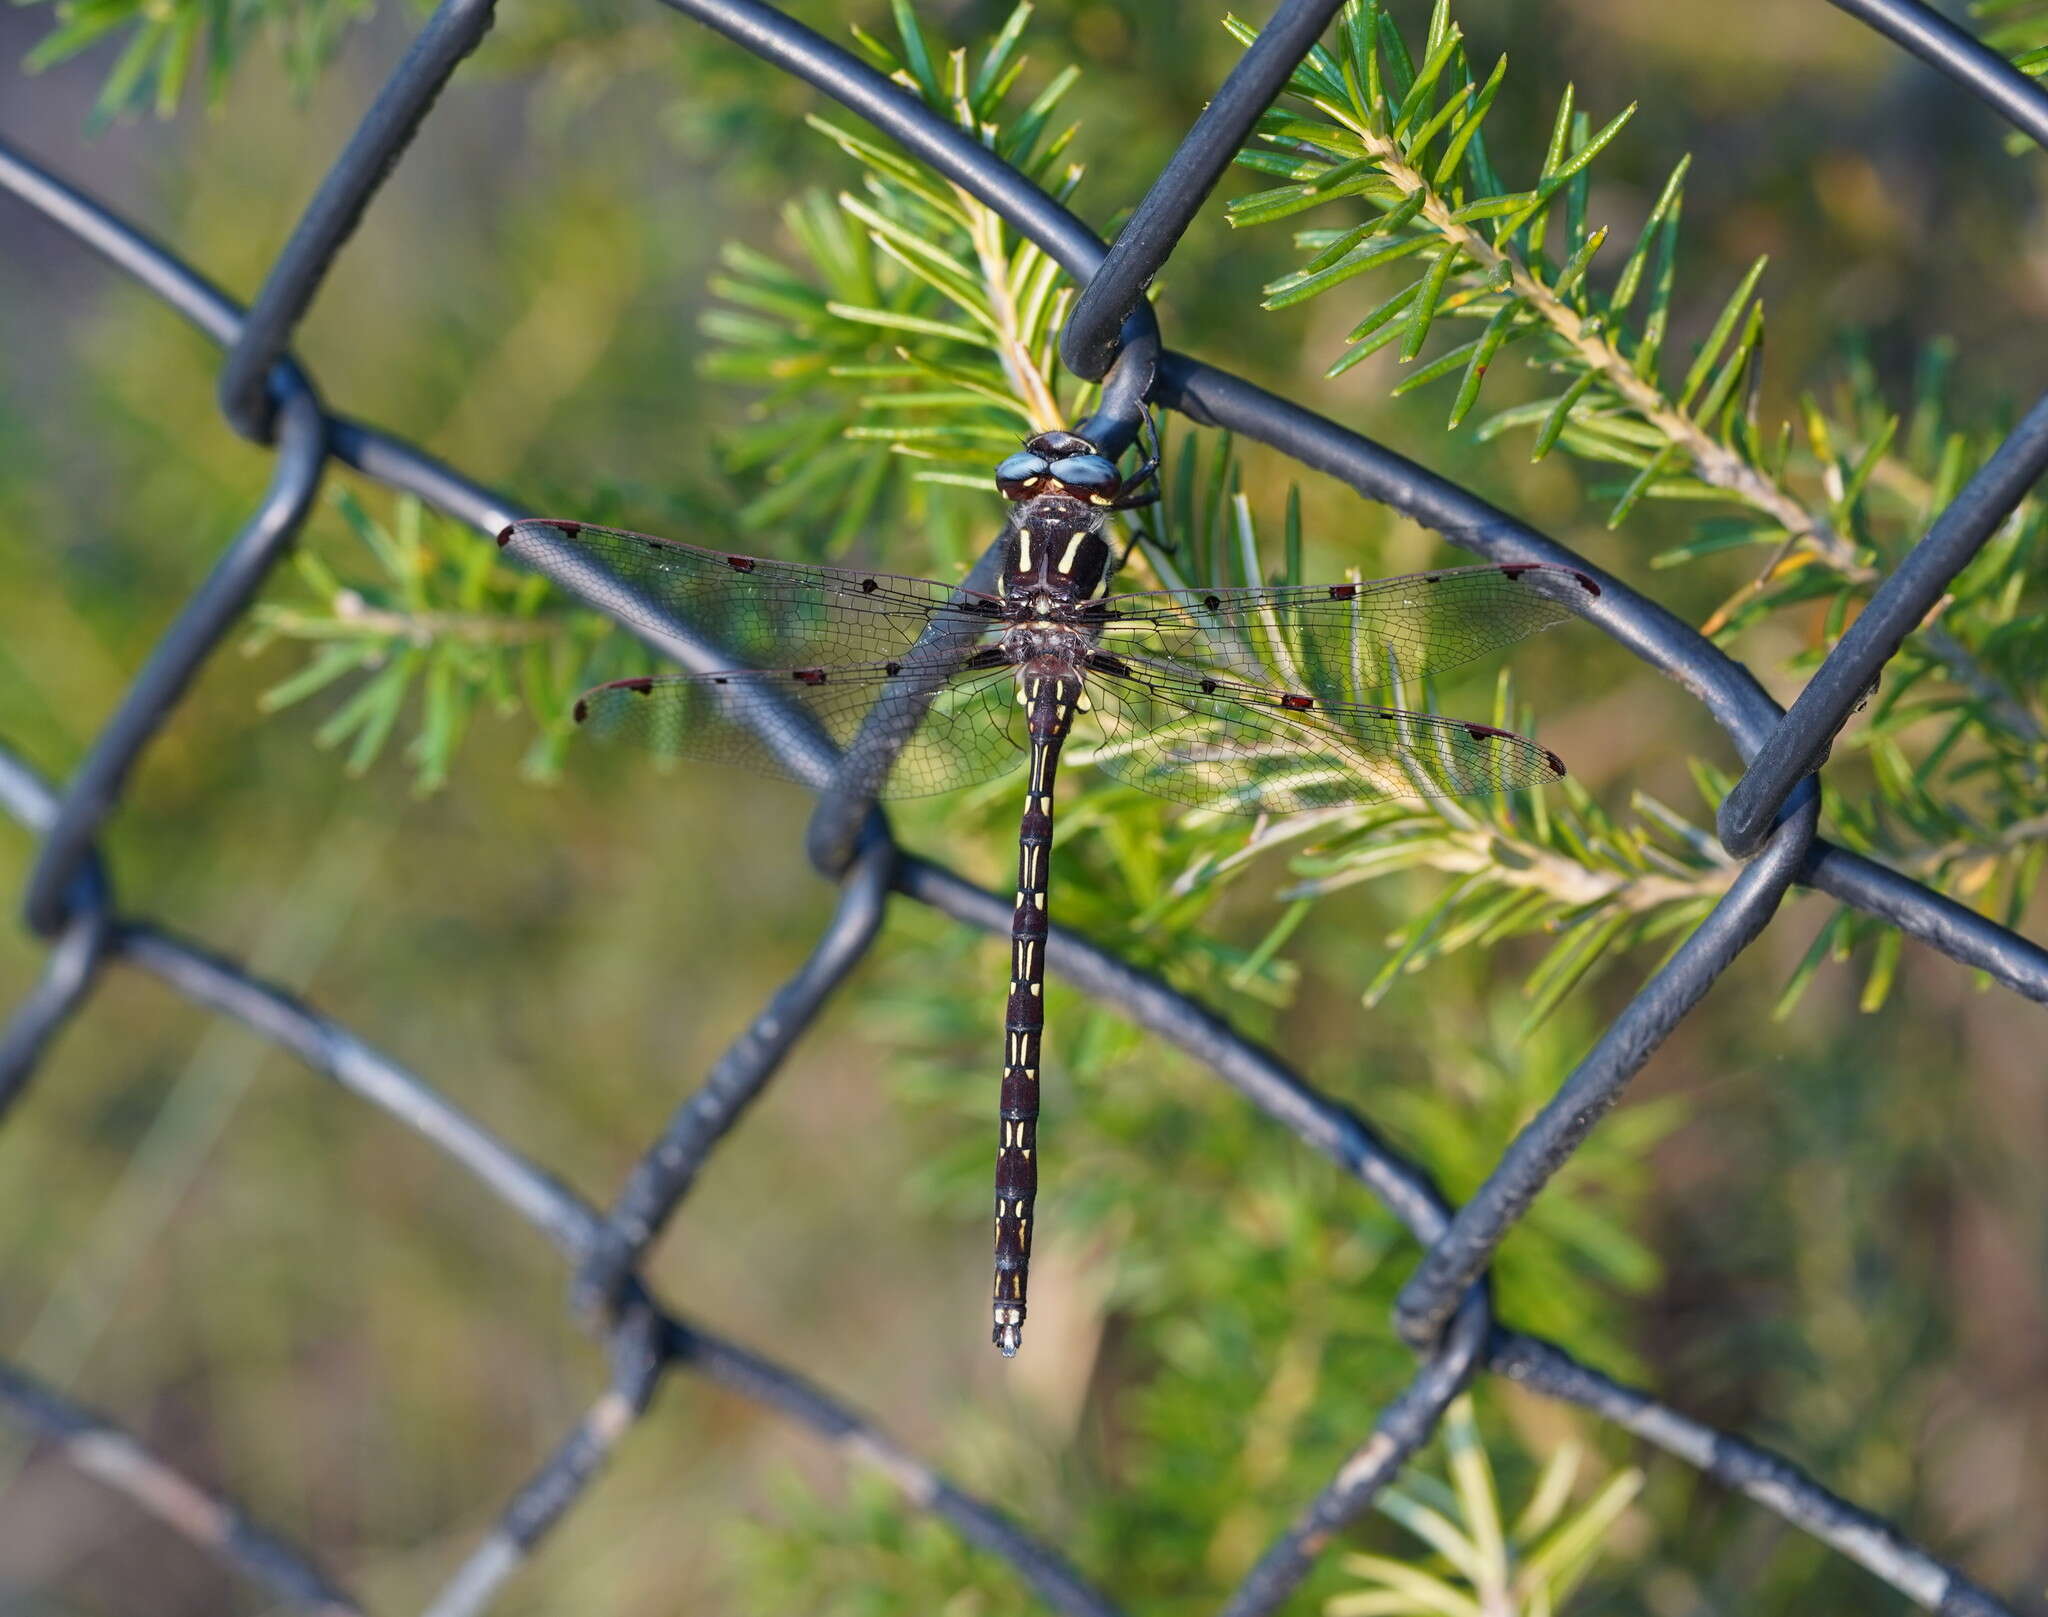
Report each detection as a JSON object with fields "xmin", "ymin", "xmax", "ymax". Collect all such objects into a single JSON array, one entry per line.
[
  {"xmin": 1091, "ymin": 562, "xmax": 1597, "ymax": 699},
  {"xmin": 572, "ymin": 659, "xmax": 1027, "ymax": 799},
  {"xmin": 1077, "ymin": 653, "xmax": 1564, "ymax": 815},
  {"xmin": 500, "ymin": 518, "xmax": 1004, "ymax": 669}
]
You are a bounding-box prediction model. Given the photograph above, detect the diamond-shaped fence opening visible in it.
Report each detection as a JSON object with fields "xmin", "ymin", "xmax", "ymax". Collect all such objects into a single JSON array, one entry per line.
[{"xmin": 3, "ymin": 0, "xmax": 2047, "ymax": 1613}]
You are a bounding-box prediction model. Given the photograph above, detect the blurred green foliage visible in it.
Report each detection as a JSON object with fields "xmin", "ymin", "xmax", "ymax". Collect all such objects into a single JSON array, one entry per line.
[{"xmin": 4, "ymin": 1, "xmax": 2047, "ymax": 1615}]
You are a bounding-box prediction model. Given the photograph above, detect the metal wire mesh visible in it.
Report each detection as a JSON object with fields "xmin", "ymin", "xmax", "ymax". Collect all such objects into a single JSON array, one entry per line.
[{"xmin": 3, "ymin": 0, "xmax": 2047, "ymax": 1612}]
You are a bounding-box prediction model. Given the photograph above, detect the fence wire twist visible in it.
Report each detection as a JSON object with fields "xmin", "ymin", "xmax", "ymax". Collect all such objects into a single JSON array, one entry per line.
[{"xmin": 2, "ymin": 0, "xmax": 2045, "ymax": 1612}]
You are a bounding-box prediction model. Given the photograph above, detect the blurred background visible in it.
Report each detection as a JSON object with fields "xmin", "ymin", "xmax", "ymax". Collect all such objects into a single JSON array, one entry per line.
[{"xmin": 2, "ymin": 0, "xmax": 2046, "ymax": 1612}]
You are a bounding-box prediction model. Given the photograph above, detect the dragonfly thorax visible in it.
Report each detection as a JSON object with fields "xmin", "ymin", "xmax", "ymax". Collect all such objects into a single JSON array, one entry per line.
[
  {"xmin": 1003, "ymin": 500, "xmax": 1114, "ymax": 604},
  {"xmin": 999, "ymin": 617, "xmax": 1093, "ymax": 667}
]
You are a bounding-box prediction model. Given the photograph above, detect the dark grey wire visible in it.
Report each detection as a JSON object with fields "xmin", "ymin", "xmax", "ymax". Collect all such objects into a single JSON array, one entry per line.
[
  {"xmin": 1059, "ymin": 0, "xmax": 1351, "ymax": 380},
  {"xmin": 1218, "ymin": 1289, "xmax": 1491, "ymax": 1617},
  {"xmin": 801, "ymin": 539, "xmax": 1009, "ymax": 876},
  {"xmin": 1483, "ymin": 1330, "xmax": 2012, "ymax": 1613},
  {"xmin": 0, "ymin": 1361, "xmax": 362, "ymax": 1614},
  {"xmin": 573, "ymin": 831, "xmax": 897, "ymax": 1315},
  {"xmin": 2, "ymin": 0, "xmax": 2046, "ymax": 1611},
  {"xmin": 420, "ymin": 1303, "xmax": 668, "ymax": 1617},
  {"xmin": 215, "ymin": 0, "xmax": 498, "ymax": 440},
  {"xmin": 1827, "ymin": 0, "xmax": 2048, "ymax": 153},
  {"xmin": 0, "ymin": 857, "xmax": 109, "ymax": 1112},
  {"xmin": 19, "ymin": 386, "xmax": 327, "ymax": 936},
  {"xmin": 1394, "ymin": 782, "xmax": 1822, "ymax": 1349},
  {"xmin": 1718, "ymin": 389, "xmax": 2048, "ymax": 857}
]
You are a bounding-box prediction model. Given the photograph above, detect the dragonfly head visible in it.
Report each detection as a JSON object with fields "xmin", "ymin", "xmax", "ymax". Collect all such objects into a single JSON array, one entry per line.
[{"xmin": 999, "ymin": 431, "xmax": 1124, "ymax": 507}]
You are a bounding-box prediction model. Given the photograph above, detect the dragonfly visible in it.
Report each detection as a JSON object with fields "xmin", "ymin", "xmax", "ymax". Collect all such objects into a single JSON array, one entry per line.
[{"xmin": 499, "ymin": 427, "xmax": 1597, "ymax": 1357}]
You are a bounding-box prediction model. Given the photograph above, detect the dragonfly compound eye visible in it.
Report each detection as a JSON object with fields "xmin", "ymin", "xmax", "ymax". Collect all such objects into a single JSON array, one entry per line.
[
  {"xmin": 1047, "ymin": 454, "xmax": 1120, "ymax": 497},
  {"xmin": 995, "ymin": 452, "xmax": 1050, "ymax": 498}
]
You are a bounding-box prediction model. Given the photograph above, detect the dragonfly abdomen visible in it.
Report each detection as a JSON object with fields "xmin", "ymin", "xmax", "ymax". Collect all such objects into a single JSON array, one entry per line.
[{"xmin": 991, "ymin": 668, "xmax": 1081, "ymax": 1356}]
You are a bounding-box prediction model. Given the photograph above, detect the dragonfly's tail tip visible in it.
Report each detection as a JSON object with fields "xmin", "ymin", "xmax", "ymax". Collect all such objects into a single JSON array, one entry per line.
[{"xmin": 994, "ymin": 1322, "xmax": 1023, "ymax": 1357}]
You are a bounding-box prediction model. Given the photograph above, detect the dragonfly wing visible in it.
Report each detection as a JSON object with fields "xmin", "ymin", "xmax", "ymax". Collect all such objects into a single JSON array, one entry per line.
[
  {"xmin": 1077, "ymin": 653, "xmax": 1564, "ymax": 815},
  {"xmin": 1092, "ymin": 562, "xmax": 1597, "ymax": 700},
  {"xmin": 573, "ymin": 659, "xmax": 1028, "ymax": 800},
  {"xmin": 500, "ymin": 519, "xmax": 1005, "ymax": 670}
]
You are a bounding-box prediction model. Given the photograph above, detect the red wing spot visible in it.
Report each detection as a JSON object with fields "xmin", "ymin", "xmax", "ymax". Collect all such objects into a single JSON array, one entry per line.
[
  {"xmin": 1202, "ymin": 594, "xmax": 1222, "ymax": 610},
  {"xmin": 1464, "ymin": 722, "xmax": 1509, "ymax": 740},
  {"xmin": 1572, "ymin": 570, "xmax": 1601, "ymax": 596},
  {"xmin": 794, "ymin": 668, "xmax": 828, "ymax": 685},
  {"xmin": 1199, "ymin": 678, "xmax": 1218, "ymax": 694},
  {"xmin": 885, "ymin": 661, "xmax": 902, "ymax": 675},
  {"xmin": 1498, "ymin": 564, "xmax": 1533, "ymax": 582},
  {"xmin": 494, "ymin": 524, "xmax": 516, "ymax": 548},
  {"xmin": 552, "ymin": 520, "xmax": 585, "ymax": 537},
  {"xmin": 1544, "ymin": 750, "xmax": 1568, "ymax": 776},
  {"xmin": 726, "ymin": 555, "xmax": 758, "ymax": 573},
  {"xmin": 572, "ymin": 698, "xmax": 589, "ymax": 723},
  {"xmin": 1280, "ymin": 693, "xmax": 1314, "ymax": 711},
  {"xmin": 861, "ymin": 578, "xmax": 879, "ymax": 593},
  {"xmin": 624, "ymin": 678, "xmax": 655, "ymax": 696},
  {"xmin": 1328, "ymin": 584, "xmax": 1357, "ymax": 601}
]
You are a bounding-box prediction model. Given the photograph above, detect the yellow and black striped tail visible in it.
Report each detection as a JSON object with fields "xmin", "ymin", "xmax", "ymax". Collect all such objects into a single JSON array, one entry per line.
[{"xmin": 992, "ymin": 673, "xmax": 1077, "ymax": 1356}]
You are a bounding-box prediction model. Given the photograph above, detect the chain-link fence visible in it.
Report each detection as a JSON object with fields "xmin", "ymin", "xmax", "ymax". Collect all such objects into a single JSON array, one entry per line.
[{"xmin": 3, "ymin": 0, "xmax": 2047, "ymax": 1612}]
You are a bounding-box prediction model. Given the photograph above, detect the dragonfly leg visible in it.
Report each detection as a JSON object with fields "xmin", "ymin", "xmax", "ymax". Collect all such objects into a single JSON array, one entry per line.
[
  {"xmin": 1108, "ymin": 460, "xmax": 1161, "ymax": 511},
  {"xmin": 1108, "ymin": 523, "xmax": 1150, "ymax": 582},
  {"xmin": 1107, "ymin": 403, "xmax": 1163, "ymax": 511}
]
